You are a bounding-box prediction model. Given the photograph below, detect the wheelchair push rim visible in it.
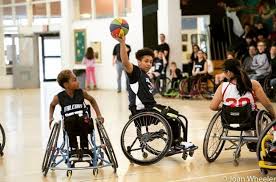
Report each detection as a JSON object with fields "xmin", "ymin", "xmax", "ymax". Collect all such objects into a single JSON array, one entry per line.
[
  {"xmin": 96, "ymin": 120, "xmax": 118, "ymax": 172},
  {"xmin": 256, "ymin": 120, "xmax": 276, "ymax": 162},
  {"xmin": 121, "ymin": 112, "xmax": 172, "ymax": 165},
  {"xmin": 178, "ymin": 78, "xmax": 190, "ymax": 97},
  {"xmin": 198, "ymin": 77, "xmax": 215, "ymax": 100},
  {"xmin": 155, "ymin": 77, "xmax": 172, "ymax": 96},
  {"xmin": 0, "ymin": 123, "xmax": 5, "ymax": 155},
  {"xmin": 203, "ymin": 110, "xmax": 227, "ymax": 162},
  {"xmin": 256, "ymin": 110, "xmax": 272, "ymax": 137},
  {"xmin": 42, "ymin": 121, "xmax": 61, "ymax": 176}
]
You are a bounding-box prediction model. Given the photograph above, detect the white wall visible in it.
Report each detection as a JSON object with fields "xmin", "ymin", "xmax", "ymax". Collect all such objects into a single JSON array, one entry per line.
[
  {"xmin": 70, "ymin": 0, "xmax": 143, "ymax": 90},
  {"xmin": 158, "ymin": 0, "xmax": 182, "ymax": 68},
  {"xmin": 0, "ymin": 0, "xmax": 143, "ymax": 90}
]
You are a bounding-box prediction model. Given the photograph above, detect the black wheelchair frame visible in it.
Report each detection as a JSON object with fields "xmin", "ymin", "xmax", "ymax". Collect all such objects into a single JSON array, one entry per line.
[
  {"xmin": 203, "ymin": 108, "xmax": 272, "ymax": 166},
  {"xmin": 120, "ymin": 105, "xmax": 197, "ymax": 165},
  {"xmin": 0, "ymin": 123, "xmax": 5, "ymax": 156}
]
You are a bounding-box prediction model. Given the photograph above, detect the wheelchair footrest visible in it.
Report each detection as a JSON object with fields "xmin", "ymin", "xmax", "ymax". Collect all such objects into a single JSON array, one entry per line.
[{"xmin": 166, "ymin": 142, "xmax": 198, "ymax": 156}]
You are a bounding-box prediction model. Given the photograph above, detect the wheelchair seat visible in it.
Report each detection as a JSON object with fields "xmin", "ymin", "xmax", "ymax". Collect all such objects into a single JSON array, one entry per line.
[
  {"xmin": 221, "ymin": 104, "xmax": 255, "ymax": 131},
  {"xmin": 203, "ymin": 107, "xmax": 272, "ymax": 166}
]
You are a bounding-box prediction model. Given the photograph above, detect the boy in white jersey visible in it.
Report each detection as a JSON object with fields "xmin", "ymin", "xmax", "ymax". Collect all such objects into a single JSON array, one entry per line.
[{"xmin": 210, "ymin": 59, "xmax": 276, "ymax": 151}]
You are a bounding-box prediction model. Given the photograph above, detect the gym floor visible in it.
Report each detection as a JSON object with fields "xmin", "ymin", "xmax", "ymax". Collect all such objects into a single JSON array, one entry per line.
[{"xmin": 0, "ymin": 83, "xmax": 276, "ymax": 182}]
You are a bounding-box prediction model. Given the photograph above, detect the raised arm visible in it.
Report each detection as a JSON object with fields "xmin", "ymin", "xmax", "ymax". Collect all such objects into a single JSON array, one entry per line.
[
  {"xmin": 118, "ymin": 37, "xmax": 133, "ymax": 73},
  {"xmin": 49, "ymin": 95, "xmax": 59, "ymax": 128}
]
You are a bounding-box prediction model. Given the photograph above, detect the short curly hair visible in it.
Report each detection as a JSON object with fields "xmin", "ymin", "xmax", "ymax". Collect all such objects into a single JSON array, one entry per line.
[
  {"xmin": 57, "ymin": 69, "xmax": 72, "ymax": 88},
  {"xmin": 135, "ymin": 48, "xmax": 154, "ymax": 61}
]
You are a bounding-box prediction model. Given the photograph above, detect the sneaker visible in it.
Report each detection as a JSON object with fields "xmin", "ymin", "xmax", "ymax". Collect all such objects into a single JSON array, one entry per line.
[
  {"xmin": 81, "ymin": 148, "xmax": 93, "ymax": 161},
  {"xmin": 246, "ymin": 142, "xmax": 257, "ymax": 152},
  {"xmin": 69, "ymin": 149, "xmax": 79, "ymax": 161}
]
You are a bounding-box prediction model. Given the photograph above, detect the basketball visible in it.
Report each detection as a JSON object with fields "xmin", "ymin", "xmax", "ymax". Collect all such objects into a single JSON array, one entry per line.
[{"xmin": 109, "ymin": 18, "xmax": 129, "ymax": 39}]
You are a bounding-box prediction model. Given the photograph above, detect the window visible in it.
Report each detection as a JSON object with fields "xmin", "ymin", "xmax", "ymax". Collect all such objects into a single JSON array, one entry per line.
[
  {"xmin": 15, "ymin": 0, "xmax": 26, "ymax": 3},
  {"xmin": 96, "ymin": 0, "xmax": 113, "ymax": 18},
  {"xmin": 32, "ymin": 3, "xmax": 46, "ymax": 17},
  {"xmin": 33, "ymin": 3, "xmax": 47, "ymax": 24},
  {"xmin": 3, "ymin": 0, "xmax": 12, "ymax": 4},
  {"xmin": 118, "ymin": 0, "xmax": 131, "ymax": 17},
  {"xmin": 50, "ymin": 1, "xmax": 61, "ymax": 17},
  {"xmin": 16, "ymin": 6, "xmax": 27, "ymax": 25},
  {"xmin": 79, "ymin": 0, "xmax": 91, "ymax": 19}
]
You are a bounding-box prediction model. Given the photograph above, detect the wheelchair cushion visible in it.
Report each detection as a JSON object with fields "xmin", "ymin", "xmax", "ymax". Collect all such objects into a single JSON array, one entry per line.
[{"xmin": 221, "ymin": 104, "xmax": 254, "ymax": 131}]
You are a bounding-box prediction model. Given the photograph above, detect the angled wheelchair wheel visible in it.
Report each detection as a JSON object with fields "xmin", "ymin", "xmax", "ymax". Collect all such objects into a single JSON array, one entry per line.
[
  {"xmin": 256, "ymin": 120, "xmax": 276, "ymax": 162},
  {"xmin": 0, "ymin": 123, "xmax": 5, "ymax": 156},
  {"xmin": 263, "ymin": 77, "xmax": 274, "ymax": 99},
  {"xmin": 178, "ymin": 78, "xmax": 190, "ymax": 97},
  {"xmin": 155, "ymin": 77, "xmax": 171, "ymax": 96},
  {"xmin": 96, "ymin": 120, "xmax": 118, "ymax": 172},
  {"xmin": 42, "ymin": 121, "xmax": 61, "ymax": 176},
  {"xmin": 256, "ymin": 110, "xmax": 272, "ymax": 137},
  {"xmin": 121, "ymin": 112, "xmax": 172, "ymax": 165},
  {"xmin": 203, "ymin": 110, "xmax": 228, "ymax": 162},
  {"xmin": 198, "ymin": 77, "xmax": 215, "ymax": 100}
]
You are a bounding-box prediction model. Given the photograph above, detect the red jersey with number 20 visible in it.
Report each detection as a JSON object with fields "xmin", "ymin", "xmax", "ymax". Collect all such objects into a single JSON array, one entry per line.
[{"xmin": 222, "ymin": 82, "xmax": 257, "ymax": 110}]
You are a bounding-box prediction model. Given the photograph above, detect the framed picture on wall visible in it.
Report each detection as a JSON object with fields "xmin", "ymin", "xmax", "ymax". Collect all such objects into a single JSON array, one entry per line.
[
  {"xmin": 182, "ymin": 44, "xmax": 187, "ymax": 52},
  {"xmin": 191, "ymin": 34, "xmax": 198, "ymax": 45},
  {"xmin": 182, "ymin": 34, "xmax": 188, "ymax": 42},
  {"xmin": 90, "ymin": 42, "xmax": 102, "ymax": 64},
  {"xmin": 74, "ymin": 29, "xmax": 86, "ymax": 64}
]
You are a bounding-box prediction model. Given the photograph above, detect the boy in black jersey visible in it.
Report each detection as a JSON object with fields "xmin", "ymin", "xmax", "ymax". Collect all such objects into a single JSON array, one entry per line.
[
  {"xmin": 148, "ymin": 50, "xmax": 167, "ymax": 80},
  {"xmin": 118, "ymin": 36, "xmax": 186, "ymax": 147},
  {"xmin": 49, "ymin": 70, "xmax": 104, "ymax": 160}
]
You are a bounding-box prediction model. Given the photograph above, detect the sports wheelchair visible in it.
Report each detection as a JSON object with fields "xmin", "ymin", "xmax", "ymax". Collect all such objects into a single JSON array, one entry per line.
[
  {"xmin": 0, "ymin": 122, "xmax": 5, "ymax": 156},
  {"xmin": 120, "ymin": 104, "xmax": 198, "ymax": 165},
  {"xmin": 178, "ymin": 74, "xmax": 215, "ymax": 99},
  {"xmin": 41, "ymin": 106, "xmax": 118, "ymax": 177},
  {"xmin": 152, "ymin": 75, "xmax": 172, "ymax": 96},
  {"xmin": 203, "ymin": 105, "xmax": 272, "ymax": 166},
  {"xmin": 257, "ymin": 120, "xmax": 276, "ymax": 175}
]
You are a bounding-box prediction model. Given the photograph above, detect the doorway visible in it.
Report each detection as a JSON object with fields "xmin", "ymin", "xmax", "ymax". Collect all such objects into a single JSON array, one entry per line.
[{"xmin": 39, "ymin": 34, "xmax": 61, "ymax": 82}]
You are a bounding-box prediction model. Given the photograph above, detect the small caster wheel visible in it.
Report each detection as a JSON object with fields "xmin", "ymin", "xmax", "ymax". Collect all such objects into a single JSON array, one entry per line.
[
  {"xmin": 51, "ymin": 163, "xmax": 56, "ymax": 168},
  {"xmin": 182, "ymin": 153, "xmax": 188, "ymax": 160},
  {"xmin": 189, "ymin": 151, "xmax": 194, "ymax": 157},
  {"xmin": 66, "ymin": 170, "xmax": 72, "ymax": 177},
  {"xmin": 143, "ymin": 152, "xmax": 148, "ymax": 159},
  {"xmin": 233, "ymin": 160, "xmax": 239, "ymax": 166},
  {"xmin": 93, "ymin": 168, "xmax": 99, "ymax": 176},
  {"xmin": 260, "ymin": 168, "xmax": 268, "ymax": 175}
]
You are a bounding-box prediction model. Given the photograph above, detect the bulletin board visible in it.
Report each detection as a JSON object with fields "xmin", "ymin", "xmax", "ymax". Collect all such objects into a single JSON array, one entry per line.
[
  {"xmin": 91, "ymin": 41, "xmax": 102, "ymax": 64},
  {"xmin": 74, "ymin": 29, "xmax": 86, "ymax": 63}
]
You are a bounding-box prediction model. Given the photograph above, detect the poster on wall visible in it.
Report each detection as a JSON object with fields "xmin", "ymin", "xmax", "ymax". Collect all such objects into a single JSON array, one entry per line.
[
  {"xmin": 74, "ymin": 29, "xmax": 86, "ymax": 64},
  {"xmin": 91, "ymin": 42, "xmax": 102, "ymax": 64}
]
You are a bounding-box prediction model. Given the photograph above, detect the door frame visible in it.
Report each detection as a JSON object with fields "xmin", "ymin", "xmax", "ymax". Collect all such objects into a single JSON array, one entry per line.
[{"xmin": 40, "ymin": 33, "xmax": 60, "ymax": 82}]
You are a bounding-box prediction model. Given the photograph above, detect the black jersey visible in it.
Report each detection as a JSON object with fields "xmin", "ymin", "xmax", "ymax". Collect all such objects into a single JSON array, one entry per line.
[
  {"xmin": 127, "ymin": 65, "xmax": 156, "ymax": 111},
  {"xmin": 194, "ymin": 59, "xmax": 206, "ymax": 72},
  {"xmin": 153, "ymin": 58, "xmax": 164, "ymax": 73},
  {"xmin": 57, "ymin": 89, "xmax": 85, "ymax": 119}
]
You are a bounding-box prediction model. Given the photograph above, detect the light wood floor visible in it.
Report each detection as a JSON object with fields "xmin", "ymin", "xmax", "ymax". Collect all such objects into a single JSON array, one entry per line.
[{"xmin": 1, "ymin": 82, "xmax": 276, "ymax": 182}]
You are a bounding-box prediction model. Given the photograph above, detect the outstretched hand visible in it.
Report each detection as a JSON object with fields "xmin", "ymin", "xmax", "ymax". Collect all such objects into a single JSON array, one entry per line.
[{"xmin": 115, "ymin": 36, "xmax": 125, "ymax": 43}]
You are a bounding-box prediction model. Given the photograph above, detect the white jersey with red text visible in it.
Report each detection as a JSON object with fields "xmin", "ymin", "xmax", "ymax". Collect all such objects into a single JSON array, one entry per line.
[{"xmin": 222, "ymin": 82, "xmax": 257, "ymax": 110}]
